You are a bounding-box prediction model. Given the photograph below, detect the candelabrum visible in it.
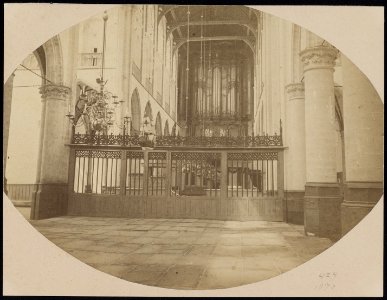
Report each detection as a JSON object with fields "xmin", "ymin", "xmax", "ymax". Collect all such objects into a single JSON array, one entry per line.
[{"xmin": 66, "ymin": 85, "xmax": 125, "ymax": 138}]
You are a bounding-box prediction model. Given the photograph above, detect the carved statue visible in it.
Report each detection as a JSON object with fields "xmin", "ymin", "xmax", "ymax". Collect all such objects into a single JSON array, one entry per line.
[{"xmin": 74, "ymin": 87, "xmax": 109, "ymax": 136}]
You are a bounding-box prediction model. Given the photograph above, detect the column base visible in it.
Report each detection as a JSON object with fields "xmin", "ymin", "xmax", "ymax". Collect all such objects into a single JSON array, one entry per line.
[
  {"xmin": 304, "ymin": 182, "xmax": 343, "ymax": 241},
  {"xmin": 341, "ymin": 182, "xmax": 383, "ymax": 236},
  {"xmin": 30, "ymin": 183, "xmax": 68, "ymax": 220},
  {"xmin": 285, "ymin": 190, "xmax": 305, "ymax": 224}
]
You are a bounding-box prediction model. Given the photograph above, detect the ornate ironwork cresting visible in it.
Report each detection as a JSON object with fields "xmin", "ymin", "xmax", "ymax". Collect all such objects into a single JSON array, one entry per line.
[
  {"xmin": 72, "ymin": 132, "xmax": 282, "ymax": 147},
  {"xmin": 72, "ymin": 133, "xmax": 141, "ymax": 147},
  {"xmin": 71, "ymin": 119, "xmax": 283, "ymax": 147},
  {"xmin": 155, "ymin": 134, "xmax": 282, "ymax": 147}
]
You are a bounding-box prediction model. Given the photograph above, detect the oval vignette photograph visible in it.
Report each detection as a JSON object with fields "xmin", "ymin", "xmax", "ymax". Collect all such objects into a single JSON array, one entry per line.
[{"xmin": 3, "ymin": 4, "xmax": 384, "ymax": 293}]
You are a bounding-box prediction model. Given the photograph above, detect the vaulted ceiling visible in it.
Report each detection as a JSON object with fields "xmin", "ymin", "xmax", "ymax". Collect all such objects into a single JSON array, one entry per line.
[{"xmin": 158, "ymin": 5, "xmax": 260, "ymax": 58}]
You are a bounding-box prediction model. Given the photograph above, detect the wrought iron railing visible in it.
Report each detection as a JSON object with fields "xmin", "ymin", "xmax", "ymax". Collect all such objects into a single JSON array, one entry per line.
[
  {"xmin": 72, "ymin": 133, "xmax": 140, "ymax": 147},
  {"xmin": 69, "ymin": 147, "xmax": 284, "ymax": 200},
  {"xmin": 72, "ymin": 132, "xmax": 283, "ymax": 148},
  {"xmin": 71, "ymin": 120, "xmax": 283, "ymax": 148},
  {"xmin": 155, "ymin": 134, "xmax": 282, "ymax": 147},
  {"xmin": 193, "ymin": 112, "xmax": 250, "ymax": 122}
]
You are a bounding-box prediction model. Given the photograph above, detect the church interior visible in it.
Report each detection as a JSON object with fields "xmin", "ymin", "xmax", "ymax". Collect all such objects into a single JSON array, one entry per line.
[{"xmin": 4, "ymin": 5, "xmax": 384, "ymax": 243}]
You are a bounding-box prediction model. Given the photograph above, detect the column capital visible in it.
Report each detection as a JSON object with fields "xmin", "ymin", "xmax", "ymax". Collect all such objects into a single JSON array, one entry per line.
[
  {"xmin": 285, "ymin": 82, "xmax": 305, "ymax": 100},
  {"xmin": 300, "ymin": 46, "xmax": 339, "ymax": 73},
  {"xmin": 40, "ymin": 84, "xmax": 71, "ymax": 100}
]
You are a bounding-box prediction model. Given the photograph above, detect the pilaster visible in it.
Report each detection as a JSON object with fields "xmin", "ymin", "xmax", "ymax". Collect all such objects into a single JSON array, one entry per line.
[
  {"xmin": 340, "ymin": 54, "xmax": 384, "ymax": 235},
  {"xmin": 3, "ymin": 73, "xmax": 15, "ymax": 195},
  {"xmin": 117, "ymin": 6, "xmax": 133, "ymax": 120},
  {"xmin": 284, "ymin": 82, "xmax": 305, "ymax": 224}
]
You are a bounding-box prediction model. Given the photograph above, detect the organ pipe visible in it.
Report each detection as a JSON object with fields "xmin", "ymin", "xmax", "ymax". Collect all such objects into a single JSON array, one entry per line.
[{"xmin": 190, "ymin": 57, "xmax": 254, "ymax": 119}]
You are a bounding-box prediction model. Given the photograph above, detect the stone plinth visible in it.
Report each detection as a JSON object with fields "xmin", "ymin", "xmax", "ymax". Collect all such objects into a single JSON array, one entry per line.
[
  {"xmin": 285, "ymin": 190, "xmax": 305, "ymax": 225},
  {"xmin": 304, "ymin": 183, "xmax": 342, "ymax": 241},
  {"xmin": 341, "ymin": 182, "xmax": 383, "ymax": 235}
]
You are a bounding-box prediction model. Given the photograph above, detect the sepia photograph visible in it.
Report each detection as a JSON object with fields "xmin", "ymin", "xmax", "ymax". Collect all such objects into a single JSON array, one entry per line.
[{"xmin": 3, "ymin": 3, "xmax": 384, "ymax": 296}]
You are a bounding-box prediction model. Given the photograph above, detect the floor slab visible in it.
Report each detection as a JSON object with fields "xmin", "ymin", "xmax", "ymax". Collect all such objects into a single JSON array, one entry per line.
[{"xmin": 19, "ymin": 207, "xmax": 335, "ymax": 290}]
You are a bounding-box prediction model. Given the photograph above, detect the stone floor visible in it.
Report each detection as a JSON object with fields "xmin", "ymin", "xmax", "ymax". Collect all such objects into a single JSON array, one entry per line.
[{"xmin": 20, "ymin": 207, "xmax": 333, "ymax": 290}]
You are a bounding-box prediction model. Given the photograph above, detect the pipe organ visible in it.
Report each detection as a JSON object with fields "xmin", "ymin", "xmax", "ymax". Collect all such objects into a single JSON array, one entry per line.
[
  {"xmin": 194, "ymin": 58, "xmax": 241, "ymax": 118},
  {"xmin": 178, "ymin": 47, "xmax": 254, "ymax": 137}
]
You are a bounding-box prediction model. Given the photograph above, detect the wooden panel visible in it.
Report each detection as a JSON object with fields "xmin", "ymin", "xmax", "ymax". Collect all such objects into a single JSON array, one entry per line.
[
  {"xmin": 155, "ymin": 198, "xmax": 161, "ymax": 218},
  {"xmin": 139, "ymin": 198, "xmax": 146, "ymax": 218},
  {"xmin": 161, "ymin": 198, "xmax": 167, "ymax": 218},
  {"xmin": 144, "ymin": 197, "xmax": 150, "ymax": 217},
  {"xmin": 180, "ymin": 198, "xmax": 186, "ymax": 218},
  {"xmin": 167, "ymin": 198, "xmax": 174, "ymax": 218},
  {"xmin": 68, "ymin": 194, "xmax": 284, "ymax": 221},
  {"xmin": 186, "ymin": 199, "xmax": 191, "ymax": 218},
  {"xmin": 7, "ymin": 184, "xmax": 37, "ymax": 201},
  {"xmin": 176, "ymin": 198, "xmax": 181, "ymax": 218}
]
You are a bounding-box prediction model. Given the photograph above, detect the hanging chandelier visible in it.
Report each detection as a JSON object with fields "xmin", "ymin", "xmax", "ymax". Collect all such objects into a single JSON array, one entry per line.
[
  {"xmin": 200, "ymin": 8, "xmax": 205, "ymax": 136},
  {"xmin": 182, "ymin": 5, "xmax": 190, "ymax": 133},
  {"xmin": 66, "ymin": 11, "xmax": 123, "ymax": 135}
]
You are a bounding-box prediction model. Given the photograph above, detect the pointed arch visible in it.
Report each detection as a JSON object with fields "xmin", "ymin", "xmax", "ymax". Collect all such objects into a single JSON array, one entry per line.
[
  {"xmin": 42, "ymin": 35, "xmax": 64, "ymax": 84},
  {"xmin": 155, "ymin": 112, "xmax": 162, "ymax": 136},
  {"xmin": 171, "ymin": 123, "xmax": 177, "ymax": 136},
  {"xmin": 32, "ymin": 46, "xmax": 47, "ymax": 85},
  {"xmin": 143, "ymin": 101, "xmax": 153, "ymax": 122},
  {"xmin": 131, "ymin": 88, "xmax": 141, "ymax": 134},
  {"xmin": 164, "ymin": 120, "xmax": 170, "ymax": 136}
]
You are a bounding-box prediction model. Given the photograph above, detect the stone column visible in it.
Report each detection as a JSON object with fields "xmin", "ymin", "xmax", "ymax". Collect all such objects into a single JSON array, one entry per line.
[
  {"xmin": 300, "ymin": 45, "xmax": 342, "ymax": 240},
  {"xmin": 340, "ymin": 55, "xmax": 384, "ymax": 235},
  {"xmin": 31, "ymin": 84, "xmax": 71, "ymax": 220},
  {"xmin": 284, "ymin": 83, "xmax": 306, "ymax": 224},
  {"xmin": 3, "ymin": 73, "xmax": 15, "ymax": 195}
]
